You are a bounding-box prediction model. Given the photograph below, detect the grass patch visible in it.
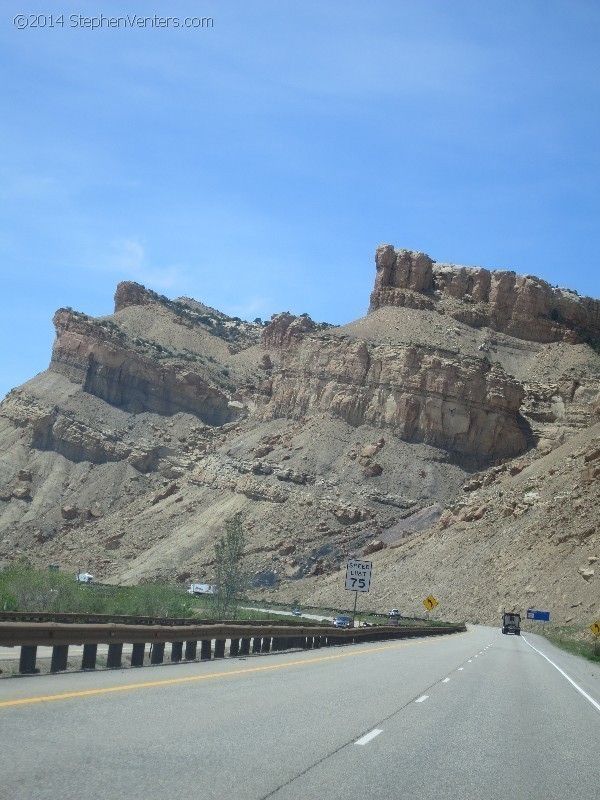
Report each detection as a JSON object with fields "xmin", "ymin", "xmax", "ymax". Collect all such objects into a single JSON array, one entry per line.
[
  {"xmin": 0, "ymin": 561, "xmax": 193, "ymax": 618},
  {"xmin": 526, "ymin": 624, "xmax": 600, "ymax": 664}
]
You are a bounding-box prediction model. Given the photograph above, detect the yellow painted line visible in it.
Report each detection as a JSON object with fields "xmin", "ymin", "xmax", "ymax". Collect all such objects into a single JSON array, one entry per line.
[{"xmin": 0, "ymin": 631, "xmax": 470, "ymax": 708}]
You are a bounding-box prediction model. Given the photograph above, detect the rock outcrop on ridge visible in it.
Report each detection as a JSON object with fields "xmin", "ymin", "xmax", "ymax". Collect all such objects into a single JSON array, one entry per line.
[
  {"xmin": 0, "ymin": 244, "xmax": 598, "ymax": 624},
  {"xmin": 371, "ymin": 244, "xmax": 600, "ymax": 345}
]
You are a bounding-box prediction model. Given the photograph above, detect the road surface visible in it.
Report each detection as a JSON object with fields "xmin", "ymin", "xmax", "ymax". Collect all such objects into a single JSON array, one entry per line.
[
  {"xmin": 242, "ymin": 606, "xmax": 341, "ymax": 623},
  {"xmin": 0, "ymin": 626, "xmax": 598, "ymax": 800}
]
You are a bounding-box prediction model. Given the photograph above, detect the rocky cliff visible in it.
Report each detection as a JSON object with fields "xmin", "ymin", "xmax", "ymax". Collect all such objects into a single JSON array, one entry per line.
[
  {"xmin": 371, "ymin": 244, "xmax": 600, "ymax": 346},
  {"xmin": 254, "ymin": 315, "xmax": 529, "ymax": 464},
  {"xmin": 50, "ymin": 308, "xmax": 235, "ymax": 424},
  {"xmin": 0, "ymin": 244, "xmax": 598, "ymax": 624}
]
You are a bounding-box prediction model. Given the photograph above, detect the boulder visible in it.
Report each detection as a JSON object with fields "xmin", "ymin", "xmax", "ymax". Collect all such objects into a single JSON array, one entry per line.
[
  {"xmin": 363, "ymin": 463, "xmax": 383, "ymax": 478},
  {"xmin": 61, "ymin": 505, "xmax": 79, "ymax": 520},
  {"xmin": 333, "ymin": 506, "xmax": 371, "ymax": 525},
  {"xmin": 12, "ymin": 484, "xmax": 31, "ymax": 499},
  {"xmin": 151, "ymin": 483, "xmax": 180, "ymax": 505},
  {"xmin": 363, "ymin": 540, "xmax": 386, "ymax": 556}
]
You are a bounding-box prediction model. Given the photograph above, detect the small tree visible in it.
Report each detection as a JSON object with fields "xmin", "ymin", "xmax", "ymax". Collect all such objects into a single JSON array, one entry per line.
[{"xmin": 213, "ymin": 513, "xmax": 246, "ymax": 619}]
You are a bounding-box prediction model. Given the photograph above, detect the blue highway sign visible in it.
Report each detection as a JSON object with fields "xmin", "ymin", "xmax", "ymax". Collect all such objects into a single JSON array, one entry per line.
[{"xmin": 527, "ymin": 609, "xmax": 550, "ymax": 622}]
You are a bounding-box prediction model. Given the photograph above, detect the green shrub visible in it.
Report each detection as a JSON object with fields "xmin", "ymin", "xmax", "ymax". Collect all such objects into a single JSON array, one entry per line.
[{"xmin": 0, "ymin": 561, "xmax": 193, "ymax": 617}]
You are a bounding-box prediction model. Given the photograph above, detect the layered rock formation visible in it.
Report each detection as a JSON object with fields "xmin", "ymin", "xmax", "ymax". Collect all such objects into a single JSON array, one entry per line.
[
  {"xmin": 371, "ymin": 244, "xmax": 600, "ymax": 345},
  {"xmin": 0, "ymin": 243, "xmax": 598, "ymax": 623},
  {"xmin": 255, "ymin": 316, "xmax": 528, "ymax": 464},
  {"xmin": 51, "ymin": 308, "xmax": 235, "ymax": 424}
]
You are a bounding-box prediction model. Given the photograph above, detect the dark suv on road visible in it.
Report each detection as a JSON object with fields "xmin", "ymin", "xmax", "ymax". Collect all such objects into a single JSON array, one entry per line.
[{"xmin": 332, "ymin": 615, "xmax": 353, "ymax": 628}]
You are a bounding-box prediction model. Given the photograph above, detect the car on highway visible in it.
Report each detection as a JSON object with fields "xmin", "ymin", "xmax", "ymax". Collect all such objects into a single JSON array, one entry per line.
[
  {"xmin": 332, "ymin": 615, "xmax": 353, "ymax": 628},
  {"xmin": 292, "ymin": 608, "xmax": 302, "ymax": 616},
  {"xmin": 388, "ymin": 608, "xmax": 400, "ymax": 617}
]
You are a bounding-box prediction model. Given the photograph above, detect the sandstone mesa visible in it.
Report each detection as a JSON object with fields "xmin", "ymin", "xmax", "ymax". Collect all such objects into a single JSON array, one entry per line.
[{"xmin": 0, "ymin": 245, "xmax": 598, "ymax": 624}]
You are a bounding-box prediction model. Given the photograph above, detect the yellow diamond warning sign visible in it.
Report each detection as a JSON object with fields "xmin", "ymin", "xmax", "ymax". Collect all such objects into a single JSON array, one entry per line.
[
  {"xmin": 590, "ymin": 621, "xmax": 600, "ymax": 637},
  {"xmin": 423, "ymin": 595, "xmax": 439, "ymax": 611}
]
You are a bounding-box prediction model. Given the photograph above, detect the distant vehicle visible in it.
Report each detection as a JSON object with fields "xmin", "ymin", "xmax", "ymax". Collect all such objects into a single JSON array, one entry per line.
[
  {"xmin": 389, "ymin": 609, "xmax": 400, "ymax": 617},
  {"xmin": 187, "ymin": 583, "xmax": 216, "ymax": 596},
  {"xmin": 502, "ymin": 612, "xmax": 521, "ymax": 635},
  {"xmin": 76, "ymin": 572, "xmax": 94, "ymax": 584},
  {"xmin": 333, "ymin": 615, "xmax": 353, "ymax": 628},
  {"xmin": 292, "ymin": 608, "xmax": 302, "ymax": 616}
]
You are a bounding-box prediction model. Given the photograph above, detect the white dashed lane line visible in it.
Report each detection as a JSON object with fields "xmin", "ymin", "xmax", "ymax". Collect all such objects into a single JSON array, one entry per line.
[
  {"xmin": 458, "ymin": 667, "xmax": 464, "ymax": 671},
  {"xmin": 442, "ymin": 678, "xmax": 450, "ymax": 683},
  {"xmin": 415, "ymin": 695, "xmax": 429, "ymax": 703},
  {"xmin": 355, "ymin": 729, "xmax": 383, "ymax": 746}
]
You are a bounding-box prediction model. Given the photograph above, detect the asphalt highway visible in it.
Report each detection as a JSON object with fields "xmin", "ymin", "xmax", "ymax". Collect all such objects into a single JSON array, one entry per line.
[{"xmin": 0, "ymin": 626, "xmax": 598, "ymax": 800}]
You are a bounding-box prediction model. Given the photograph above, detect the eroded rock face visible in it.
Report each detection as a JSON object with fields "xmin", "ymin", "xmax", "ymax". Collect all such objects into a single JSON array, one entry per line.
[
  {"xmin": 114, "ymin": 281, "xmax": 160, "ymax": 312},
  {"xmin": 50, "ymin": 310, "xmax": 233, "ymax": 424},
  {"xmin": 256, "ymin": 331, "xmax": 528, "ymax": 465},
  {"xmin": 370, "ymin": 244, "xmax": 600, "ymax": 345},
  {"xmin": 263, "ymin": 313, "xmax": 316, "ymax": 349},
  {"xmin": 0, "ymin": 390, "xmax": 159, "ymax": 467}
]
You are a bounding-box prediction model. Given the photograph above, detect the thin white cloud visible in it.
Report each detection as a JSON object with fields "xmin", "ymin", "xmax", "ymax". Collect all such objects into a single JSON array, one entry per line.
[
  {"xmin": 103, "ymin": 238, "xmax": 187, "ymax": 291},
  {"xmin": 112, "ymin": 238, "xmax": 144, "ymax": 272}
]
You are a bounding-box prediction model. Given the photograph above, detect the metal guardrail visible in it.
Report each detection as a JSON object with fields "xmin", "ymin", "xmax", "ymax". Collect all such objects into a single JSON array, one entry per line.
[
  {"xmin": 0, "ymin": 611, "xmax": 321, "ymax": 627},
  {"xmin": 0, "ymin": 621, "xmax": 466, "ymax": 675}
]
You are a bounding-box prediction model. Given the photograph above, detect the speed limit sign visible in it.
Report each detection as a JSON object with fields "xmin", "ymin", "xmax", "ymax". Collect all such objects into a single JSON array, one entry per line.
[{"xmin": 345, "ymin": 559, "xmax": 372, "ymax": 593}]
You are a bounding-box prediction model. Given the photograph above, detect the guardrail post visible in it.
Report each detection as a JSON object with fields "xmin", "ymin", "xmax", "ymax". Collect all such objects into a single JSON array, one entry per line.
[
  {"xmin": 185, "ymin": 640, "xmax": 197, "ymax": 660},
  {"xmin": 313, "ymin": 636, "xmax": 322, "ymax": 649},
  {"xmin": 214, "ymin": 639, "xmax": 226, "ymax": 659},
  {"xmin": 50, "ymin": 644, "xmax": 69, "ymax": 673},
  {"xmin": 107, "ymin": 643, "xmax": 123, "ymax": 669},
  {"xmin": 151, "ymin": 642, "xmax": 165, "ymax": 664},
  {"xmin": 240, "ymin": 637, "xmax": 251, "ymax": 655},
  {"xmin": 171, "ymin": 642, "xmax": 183, "ymax": 662},
  {"xmin": 261, "ymin": 637, "xmax": 271, "ymax": 653},
  {"xmin": 82, "ymin": 643, "xmax": 98, "ymax": 670},
  {"xmin": 303, "ymin": 637, "xmax": 312, "ymax": 650},
  {"xmin": 230, "ymin": 638, "xmax": 240, "ymax": 657},
  {"xmin": 19, "ymin": 645, "xmax": 38, "ymax": 674},
  {"xmin": 200, "ymin": 640, "xmax": 212, "ymax": 660},
  {"xmin": 252, "ymin": 637, "xmax": 261, "ymax": 653},
  {"xmin": 130, "ymin": 643, "xmax": 145, "ymax": 667}
]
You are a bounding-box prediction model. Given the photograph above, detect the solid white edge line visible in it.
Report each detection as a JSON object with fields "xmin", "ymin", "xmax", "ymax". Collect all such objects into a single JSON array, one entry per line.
[
  {"xmin": 415, "ymin": 695, "xmax": 429, "ymax": 703},
  {"xmin": 522, "ymin": 636, "xmax": 600, "ymax": 715},
  {"xmin": 355, "ymin": 729, "xmax": 383, "ymax": 745}
]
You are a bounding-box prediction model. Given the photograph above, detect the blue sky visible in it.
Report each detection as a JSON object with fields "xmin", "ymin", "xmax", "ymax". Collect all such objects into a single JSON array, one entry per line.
[{"xmin": 1, "ymin": 0, "xmax": 599, "ymax": 400}]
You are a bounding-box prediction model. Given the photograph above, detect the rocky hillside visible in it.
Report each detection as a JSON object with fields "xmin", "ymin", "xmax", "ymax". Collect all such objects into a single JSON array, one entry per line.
[{"xmin": 0, "ymin": 245, "xmax": 598, "ymax": 624}]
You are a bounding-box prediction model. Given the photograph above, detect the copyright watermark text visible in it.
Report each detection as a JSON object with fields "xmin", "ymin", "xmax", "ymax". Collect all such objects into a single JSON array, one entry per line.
[{"xmin": 13, "ymin": 13, "xmax": 214, "ymax": 30}]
